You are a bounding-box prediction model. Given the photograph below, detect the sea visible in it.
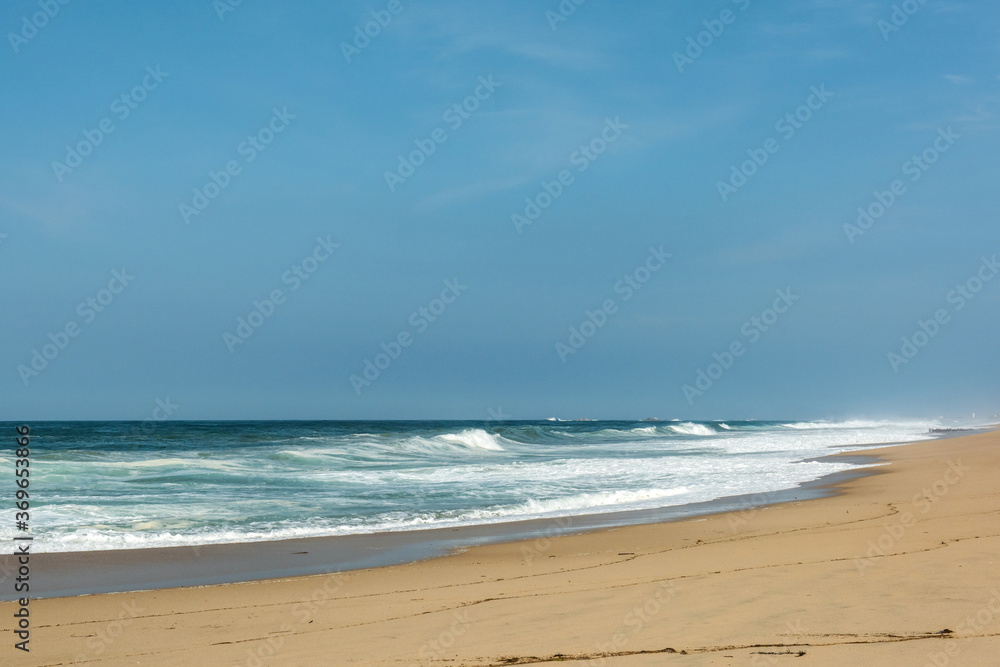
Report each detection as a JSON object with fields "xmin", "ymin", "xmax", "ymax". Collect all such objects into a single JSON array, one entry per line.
[{"xmin": 1, "ymin": 418, "xmax": 984, "ymax": 553}]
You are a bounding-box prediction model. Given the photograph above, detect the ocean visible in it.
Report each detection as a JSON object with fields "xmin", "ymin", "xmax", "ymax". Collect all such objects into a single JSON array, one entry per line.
[{"xmin": 1, "ymin": 418, "xmax": 978, "ymax": 553}]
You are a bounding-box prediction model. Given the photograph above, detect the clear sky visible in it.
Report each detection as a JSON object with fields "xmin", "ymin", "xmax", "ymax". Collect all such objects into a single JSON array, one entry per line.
[{"xmin": 2, "ymin": 0, "xmax": 998, "ymax": 421}]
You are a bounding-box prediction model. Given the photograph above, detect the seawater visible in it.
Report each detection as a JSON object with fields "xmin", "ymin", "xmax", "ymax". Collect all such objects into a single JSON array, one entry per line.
[{"xmin": 0, "ymin": 418, "xmax": 974, "ymax": 552}]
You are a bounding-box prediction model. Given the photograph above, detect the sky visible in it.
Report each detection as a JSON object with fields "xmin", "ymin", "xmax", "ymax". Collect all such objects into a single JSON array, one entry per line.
[{"xmin": 1, "ymin": 0, "xmax": 998, "ymax": 421}]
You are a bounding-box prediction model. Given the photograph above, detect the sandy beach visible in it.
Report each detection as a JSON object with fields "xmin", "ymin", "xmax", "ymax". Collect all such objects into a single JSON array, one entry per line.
[
  {"xmin": 7, "ymin": 2, "xmax": 995, "ymax": 665},
  {"xmin": 5, "ymin": 429, "xmax": 999, "ymax": 666}
]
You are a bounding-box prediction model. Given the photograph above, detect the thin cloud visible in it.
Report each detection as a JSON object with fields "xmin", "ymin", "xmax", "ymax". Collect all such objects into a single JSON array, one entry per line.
[
  {"xmin": 414, "ymin": 175, "xmax": 536, "ymax": 211},
  {"xmin": 392, "ymin": 4, "xmax": 612, "ymax": 70},
  {"xmin": 943, "ymin": 74, "xmax": 974, "ymax": 85},
  {"xmin": 505, "ymin": 42, "xmax": 608, "ymax": 70},
  {"xmin": 710, "ymin": 227, "xmax": 835, "ymax": 266}
]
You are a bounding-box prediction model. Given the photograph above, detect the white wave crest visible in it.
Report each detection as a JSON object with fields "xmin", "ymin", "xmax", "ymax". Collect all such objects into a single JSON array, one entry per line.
[
  {"xmin": 512, "ymin": 487, "xmax": 690, "ymax": 515},
  {"xmin": 780, "ymin": 419, "xmax": 938, "ymax": 431},
  {"xmin": 91, "ymin": 458, "xmax": 237, "ymax": 471},
  {"xmin": 667, "ymin": 422, "xmax": 716, "ymax": 436},
  {"xmin": 431, "ymin": 429, "xmax": 506, "ymax": 452}
]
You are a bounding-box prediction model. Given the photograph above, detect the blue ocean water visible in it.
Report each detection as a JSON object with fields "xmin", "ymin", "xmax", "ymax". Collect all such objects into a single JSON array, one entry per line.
[{"xmin": 0, "ymin": 418, "xmax": 976, "ymax": 552}]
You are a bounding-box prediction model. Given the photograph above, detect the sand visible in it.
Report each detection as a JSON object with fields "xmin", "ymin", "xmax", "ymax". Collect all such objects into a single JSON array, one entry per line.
[{"xmin": 4, "ymin": 430, "xmax": 999, "ymax": 666}]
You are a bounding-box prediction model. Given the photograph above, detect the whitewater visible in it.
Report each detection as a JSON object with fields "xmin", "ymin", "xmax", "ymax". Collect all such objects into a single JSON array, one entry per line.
[{"xmin": 0, "ymin": 418, "xmax": 984, "ymax": 553}]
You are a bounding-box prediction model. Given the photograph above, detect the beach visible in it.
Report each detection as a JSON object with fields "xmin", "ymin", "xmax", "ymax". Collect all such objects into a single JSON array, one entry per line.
[
  {"xmin": 6, "ymin": 2, "xmax": 995, "ymax": 665},
  {"xmin": 3, "ymin": 429, "xmax": 998, "ymax": 665}
]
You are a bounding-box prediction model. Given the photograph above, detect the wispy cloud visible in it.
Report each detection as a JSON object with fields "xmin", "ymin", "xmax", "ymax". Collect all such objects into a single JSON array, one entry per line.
[
  {"xmin": 414, "ymin": 175, "xmax": 536, "ymax": 211},
  {"xmin": 392, "ymin": 3, "xmax": 612, "ymax": 71},
  {"xmin": 952, "ymin": 105, "xmax": 995, "ymax": 129},
  {"xmin": 505, "ymin": 42, "xmax": 608, "ymax": 70},
  {"xmin": 943, "ymin": 74, "xmax": 974, "ymax": 85},
  {"xmin": 759, "ymin": 22, "xmax": 816, "ymax": 37},
  {"xmin": 793, "ymin": 0, "xmax": 883, "ymax": 25},
  {"xmin": 710, "ymin": 226, "xmax": 835, "ymax": 266}
]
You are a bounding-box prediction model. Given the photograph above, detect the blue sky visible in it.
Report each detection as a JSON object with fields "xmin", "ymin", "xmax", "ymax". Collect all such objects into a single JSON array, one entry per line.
[{"xmin": 2, "ymin": 0, "xmax": 998, "ymax": 420}]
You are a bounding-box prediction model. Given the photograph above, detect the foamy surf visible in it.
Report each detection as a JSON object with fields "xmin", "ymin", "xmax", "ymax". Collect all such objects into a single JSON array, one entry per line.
[
  {"xmin": 667, "ymin": 422, "xmax": 717, "ymax": 436},
  {"xmin": 434, "ymin": 428, "xmax": 507, "ymax": 451},
  {"xmin": 0, "ymin": 417, "xmax": 981, "ymax": 552}
]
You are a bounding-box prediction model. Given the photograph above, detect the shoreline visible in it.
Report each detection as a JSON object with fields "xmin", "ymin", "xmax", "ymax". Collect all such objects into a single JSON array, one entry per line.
[
  {"xmin": 5, "ymin": 420, "xmax": 981, "ymax": 592},
  {"xmin": 3, "ymin": 449, "xmax": 890, "ymax": 601},
  {"xmin": 3, "ymin": 429, "xmax": 999, "ymax": 664},
  {"xmin": 2, "ymin": 427, "xmax": 985, "ymax": 602}
]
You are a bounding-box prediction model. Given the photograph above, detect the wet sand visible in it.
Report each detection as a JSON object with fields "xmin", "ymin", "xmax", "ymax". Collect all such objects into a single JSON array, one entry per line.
[
  {"xmin": 3, "ymin": 430, "xmax": 999, "ymax": 665},
  {"xmin": 2, "ymin": 467, "xmax": 874, "ymax": 600}
]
